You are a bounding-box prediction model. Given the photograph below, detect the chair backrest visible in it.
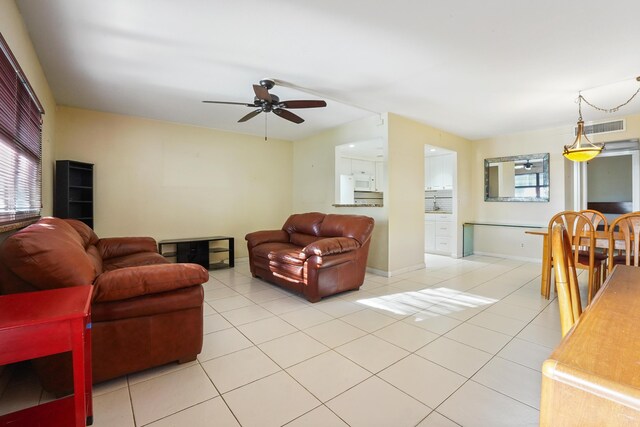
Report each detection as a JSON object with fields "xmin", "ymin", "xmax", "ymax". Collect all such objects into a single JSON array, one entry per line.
[
  {"xmin": 548, "ymin": 211, "xmax": 596, "ymax": 267},
  {"xmin": 580, "ymin": 209, "xmax": 608, "ymax": 232},
  {"xmin": 551, "ymin": 222, "xmax": 583, "ymax": 337},
  {"xmin": 609, "ymin": 212, "xmax": 640, "ymax": 270}
]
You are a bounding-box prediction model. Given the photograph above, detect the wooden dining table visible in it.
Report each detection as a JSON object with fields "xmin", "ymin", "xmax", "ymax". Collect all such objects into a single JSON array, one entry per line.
[
  {"xmin": 525, "ymin": 229, "xmax": 626, "ymax": 299},
  {"xmin": 540, "ymin": 265, "xmax": 640, "ymax": 426}
]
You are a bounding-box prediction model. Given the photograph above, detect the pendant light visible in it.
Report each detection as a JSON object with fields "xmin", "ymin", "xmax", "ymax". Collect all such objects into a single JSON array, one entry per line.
[
  {"xmin": 564, "ymin": 76, "xmax": 640, "ymax": 162},
  {"xmin": 563, "ymin": 96, "xmax": 603, "ymax": 162}
]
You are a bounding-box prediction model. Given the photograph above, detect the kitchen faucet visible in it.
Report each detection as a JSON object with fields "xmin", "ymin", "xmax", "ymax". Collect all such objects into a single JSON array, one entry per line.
[{"xmin": 432, "ymin": 194, "xmax": 440, "ymax": 211}]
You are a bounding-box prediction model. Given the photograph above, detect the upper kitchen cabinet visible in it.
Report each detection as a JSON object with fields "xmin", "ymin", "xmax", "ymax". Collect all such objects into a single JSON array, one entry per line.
[
  {"xmin": 335, "ymin": 139, "xmax": 386, "ymax": 205},
  {"xmin": 351, "ymin": 159, "xmax": 376, "ymax": 176},
  {"xmin": 425, "ymin": 153, "xmax": 454, "ymax": 190},
  {"xmin": 375, "ymin": 161, "xmax": 384, "ymax": 192}
]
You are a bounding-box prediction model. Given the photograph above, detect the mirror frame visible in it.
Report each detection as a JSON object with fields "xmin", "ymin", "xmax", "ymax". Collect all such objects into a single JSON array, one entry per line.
[{"xmin": 484, "ymin": 153, "xmax": 550, "ymax": 202}]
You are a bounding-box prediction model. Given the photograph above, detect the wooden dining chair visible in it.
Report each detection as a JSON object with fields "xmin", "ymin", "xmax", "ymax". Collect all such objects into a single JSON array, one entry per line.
[
  {"xmin": 550, "ymin": 222, "xmax": 582, "ymax": 337},
  {"xmin": 546, "ymin": 211, "xmax": 601, "ymax": 304},
  {"xmin": 579, "ymin": 209, "xmax": 608, "ymax": 232},
  {"xmin": 608, "ymin": 212, "xmax": 640, "ymax": 272},
  {"xmin": 579, "ymin": 209, "xmax": 609, "ymax": 280}
]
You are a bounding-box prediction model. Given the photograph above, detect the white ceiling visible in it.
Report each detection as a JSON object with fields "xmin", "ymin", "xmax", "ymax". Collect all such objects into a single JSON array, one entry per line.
[{"xmin": 16, "ymin": 0, "xmax": 640, "ymax": 141}]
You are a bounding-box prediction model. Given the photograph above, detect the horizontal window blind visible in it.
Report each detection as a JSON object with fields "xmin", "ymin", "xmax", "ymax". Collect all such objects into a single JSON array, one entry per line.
[{"xmin": 0, "ymin": 32, "xmax": 44, "ymax": 225}]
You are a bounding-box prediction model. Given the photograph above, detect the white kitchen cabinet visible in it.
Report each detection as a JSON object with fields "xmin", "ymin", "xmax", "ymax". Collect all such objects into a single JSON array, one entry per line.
[
  {"xmin": 425, "ymin": 157, "xmax": 442, "ymax": 189},
  {"xmin": 425, "ymin": 218, "xmax": 436, "ymax": 252},
  {"xmin": 337, "ymin": 156, "xmax": 352, "ymax": 177},
  {"xmin": 441, "ymin": 154, "xmax": 454, "ymax": 189},
  {"xmin": 425, "ymin": 154, "xmax": 454, "ymax": 190},
  {"xmin": 425, "ymin": 213, "xmax": 452, "ymax": 254},
  {"xmin": 375, "ymin": 161, "xmax": 384, "ymax": 191},
  {"xmin": 351, "ymin": 159, "xmax": 376, "ymax": 176}
]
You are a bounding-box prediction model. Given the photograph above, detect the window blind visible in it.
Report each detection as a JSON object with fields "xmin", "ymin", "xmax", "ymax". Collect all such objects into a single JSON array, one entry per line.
[{"xmin": 0, "ymin": 32, "xmax": 44, "ymax": 225}]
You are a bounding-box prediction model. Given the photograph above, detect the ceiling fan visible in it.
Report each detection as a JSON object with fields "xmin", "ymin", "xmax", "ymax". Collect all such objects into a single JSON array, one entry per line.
[
  {"xmin": 515, "ymin": 160, "xmax": 533, "ymax": 170},
  {"xmin": 202, "ymin": 79, "xmax": 327, "ymax": 124}
]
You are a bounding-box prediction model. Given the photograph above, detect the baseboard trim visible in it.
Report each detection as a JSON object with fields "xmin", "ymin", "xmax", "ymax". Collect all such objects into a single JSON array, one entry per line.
[
  {"xmin": 471, "ymin": 251, "xmax": 541, "ymax": 263},
  {"xmin": 366, "ymin": 267, "xmax": 390, "ymax": 277}
]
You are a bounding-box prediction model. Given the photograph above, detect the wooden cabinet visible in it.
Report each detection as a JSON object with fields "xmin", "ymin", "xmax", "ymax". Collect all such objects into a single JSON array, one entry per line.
[
  {"xmin": 0, "ymin": 286, "xmax": 93, "ymax": 426},
  {"xmin": 55, "ymin": 160, "xmax": 94, "ymax": 229}
]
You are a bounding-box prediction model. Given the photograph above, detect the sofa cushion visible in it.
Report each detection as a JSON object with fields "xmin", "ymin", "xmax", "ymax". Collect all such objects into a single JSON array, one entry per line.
[
  {"xmin": 283, "ymin": 212, "xmax": 325, "ymax": 237},
  {"xmin": 103, "ymin": 251, "xmax": 168, "ymax": 272},
  {"xmin": 319, "ymin": 214, "xmax": 375, "ymax": 245},
  {"xmin": 87, "ymin": 245, "xmax": 104, "ymax": 275},
  {"xmin": 92, "ymin": 285, "xmax": 203, "ymax": 322},
  {"xmin": 98, "ymin": 237, "xmax": 159, "ymax": 260},
  {"xmin": 93, "ymin": 263, "xmax": 209, "ymax": 302},
  {"xmin": 289, "ymin": 232, "xmax": 320, "ymax": 248},
  {"xmin": 65, "ymin": 219, "xmax": 99, "ymax": 247},
  {"xmin": 251, "ymin": 242, "xmax": 299, "ymax": 260},
  {"xmin": 0, "ymin": 217, "xmax": 97, "ymax": 290},
  {"xmin": 302, "ymin": 237, "xmax": 359, "ymax": 257},
  {"xmin": 268, "ymin": 248, "xmax": 306, "ymax": 265}
]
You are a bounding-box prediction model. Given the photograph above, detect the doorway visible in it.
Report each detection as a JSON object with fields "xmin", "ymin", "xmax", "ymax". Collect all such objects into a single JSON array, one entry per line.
[
  {"xmin": 424, "ymin": 144, "xmax": 458, "ymax": 257},
  {"xmin": 574, "ymin": 146, "xmax": 640, "ymax": 223}
]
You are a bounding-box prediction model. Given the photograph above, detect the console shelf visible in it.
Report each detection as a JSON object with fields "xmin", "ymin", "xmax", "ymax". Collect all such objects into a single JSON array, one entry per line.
[{"xmin": 158, "ymin": 236, "xmax": 234, "ymax": 270}]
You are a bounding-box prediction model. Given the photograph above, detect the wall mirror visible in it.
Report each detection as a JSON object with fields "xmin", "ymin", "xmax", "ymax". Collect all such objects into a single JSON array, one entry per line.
[{"xmin": 484, "ymin": 153, "xmax": 549, "ymax": 202}]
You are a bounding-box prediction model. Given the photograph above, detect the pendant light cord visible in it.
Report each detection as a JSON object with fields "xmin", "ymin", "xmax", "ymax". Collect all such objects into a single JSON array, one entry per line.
[{"xmin": 578, "ymin": 76, "xmax": 640, "ymax": 116}]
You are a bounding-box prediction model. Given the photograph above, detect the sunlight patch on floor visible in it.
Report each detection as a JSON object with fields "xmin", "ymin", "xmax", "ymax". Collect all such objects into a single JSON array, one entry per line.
[{"xmin": 356, "ymin": 287, "xmax": 497, "ymax": 316}]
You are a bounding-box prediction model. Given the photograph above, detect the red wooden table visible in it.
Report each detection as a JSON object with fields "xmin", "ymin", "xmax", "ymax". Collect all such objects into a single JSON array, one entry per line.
[{"xmin": 0, "ymin": 286, "xmax": 93, "ymax": 426}]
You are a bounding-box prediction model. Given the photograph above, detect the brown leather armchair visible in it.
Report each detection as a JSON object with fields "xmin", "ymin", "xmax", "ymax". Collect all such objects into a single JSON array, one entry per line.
[
  {"xmin": 0, "ymin": 217, "xmax": 208, "ymax": 394},
  {"xmin": 245, "ymin": 212, "xmax": 374, "ymax": 302}
]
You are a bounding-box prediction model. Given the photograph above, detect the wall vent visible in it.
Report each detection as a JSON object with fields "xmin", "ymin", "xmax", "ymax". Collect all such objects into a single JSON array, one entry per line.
[{"xmin": 574, "ymin": 119, "xmax": 625, "ymax": 136}]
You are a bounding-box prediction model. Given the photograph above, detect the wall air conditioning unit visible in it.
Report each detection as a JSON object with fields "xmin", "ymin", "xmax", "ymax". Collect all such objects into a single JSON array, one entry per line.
[{"xmin": 574, "ymin": 119, "xmax": 625, "ymax": 136}]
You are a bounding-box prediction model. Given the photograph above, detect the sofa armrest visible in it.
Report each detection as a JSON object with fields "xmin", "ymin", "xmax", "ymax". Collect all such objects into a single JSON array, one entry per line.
[
  {"xmin": 97, "ymin": 237, "xmax": 158, "ymax": 260},
  {"xmin": 245, "ymin": 230, "xmax": 289, "ymax": 247},
  {"xmin": 302, "ymin": 237, "xmax": 360, "ymax": 257},
  {"xmin": 92, "ymin": 263, "xmax": 208, "ymax": 302}
]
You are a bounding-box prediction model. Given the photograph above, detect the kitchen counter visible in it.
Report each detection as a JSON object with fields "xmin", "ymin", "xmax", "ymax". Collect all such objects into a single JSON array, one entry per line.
[
  {"xmin": 425, "ymin": 211, "xmax": 452, "ymax": 214},
  {"xmin": 333, "ymin": 203, "xmax": 383, "ymax": 207}
]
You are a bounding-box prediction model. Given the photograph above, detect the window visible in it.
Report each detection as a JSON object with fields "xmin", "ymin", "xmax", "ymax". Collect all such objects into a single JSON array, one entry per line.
[
  {"xmin": 514, "ymin": 172, "xmax": 549, "ymax": 199},
  {"xmin": 0, "ymin": 33, "xmax": 44, "ymax": 228}
]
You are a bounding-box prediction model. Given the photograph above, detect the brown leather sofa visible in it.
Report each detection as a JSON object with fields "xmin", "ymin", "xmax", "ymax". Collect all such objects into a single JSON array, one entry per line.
[
  {"xmin": 245, "ymin": 212, "xmax": 374, "ymax": 302},
  {"xmin": 0, "ymin": 217, "xmax": 208, "ymax": 394}
]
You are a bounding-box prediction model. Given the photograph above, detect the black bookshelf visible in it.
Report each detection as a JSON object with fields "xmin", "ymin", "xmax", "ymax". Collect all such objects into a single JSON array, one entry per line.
[{"xmin": 54, "ymin": 160, "xmax": 94, "ymax": 229}]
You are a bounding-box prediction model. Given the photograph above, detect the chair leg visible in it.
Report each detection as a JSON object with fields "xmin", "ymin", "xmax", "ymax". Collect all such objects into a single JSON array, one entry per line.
[
  {"xmin": 587, "ymin": 265, "xmax": 602, "ymax": 304},
  {"xmin": 542, "ymin": 247, "xmax": 552, "ymax": 299}
]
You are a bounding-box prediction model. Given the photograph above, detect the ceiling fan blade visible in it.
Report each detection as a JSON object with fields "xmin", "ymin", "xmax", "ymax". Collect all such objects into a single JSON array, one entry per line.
[
  {"xmin": 273, "ymin": 108, "xmax": 304, "ymax": 124},
  {"xmin": 203, "ymin": 100, "xmax": 254, "ymax": 106},
  {"xmin": 238, "ymin": 109, "xmax": 262, "ymax": 123},
  {"xmin": 279, "ymin": 100, "xmax": 327, "ymax": 109},
  {"xmin": 253, "ymin": 84, "xmax": 272, "ymax": 102}
]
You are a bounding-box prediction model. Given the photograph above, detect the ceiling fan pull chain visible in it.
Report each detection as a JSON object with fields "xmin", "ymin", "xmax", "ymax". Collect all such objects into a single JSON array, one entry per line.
[{"xmin": 265, "ymin": 113, "xmax": 268, "ymax": 141}]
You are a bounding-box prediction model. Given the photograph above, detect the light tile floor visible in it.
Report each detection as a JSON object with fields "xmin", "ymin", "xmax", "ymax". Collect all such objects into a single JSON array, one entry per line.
[{"xmin": 0, "ymin": 254, "xmax": 576, "ymax": 426}]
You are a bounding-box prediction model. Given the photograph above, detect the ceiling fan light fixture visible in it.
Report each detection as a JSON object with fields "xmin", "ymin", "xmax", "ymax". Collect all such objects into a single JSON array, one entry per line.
[{"xmin": 563, "ymin": 120, "xmax": 603, "ymax": 162}]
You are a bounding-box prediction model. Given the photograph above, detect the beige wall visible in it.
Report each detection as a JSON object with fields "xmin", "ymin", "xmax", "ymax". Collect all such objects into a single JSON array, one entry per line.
[
  {"xmin": 292, "ymin": 114, "xmax": 389, "ymax": 272},
  {"xmin": 471, "ymin": 113, "xmax": 640, "ymax": 259},
  {"xmin": 1, "ymin": 1, "xmax": 57, "ymax": 217},
  {"xmin": 55, "ymin": 107, "xmax": 293, "ymax": 258},
  {"xmin": 292, "ymin": 112, "xmax": 473, "ymax": 274},
  {"xmin": 387, "ymin": 114, "xmax": 472, "ymax": 270},
  {"xmin": 471, "ymin": 125, "xmax": 573, "ymax": 259}
]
